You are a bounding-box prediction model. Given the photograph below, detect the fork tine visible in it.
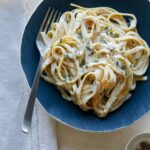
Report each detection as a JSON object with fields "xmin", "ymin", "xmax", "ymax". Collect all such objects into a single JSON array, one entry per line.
[
  {"xmin": 39, "ymin": 7, "xmax": 51, "ymax": 32},
  {"xmin": 56, "ymin": 12, "xmax": 62, "ymax": 22},
  {"xmin": 43, "ymin": 9, "xmax": 55, "ymax": 33},
  {"xmin": 46, "ymin": 10, "xmax": 59, "ymax": 33}
]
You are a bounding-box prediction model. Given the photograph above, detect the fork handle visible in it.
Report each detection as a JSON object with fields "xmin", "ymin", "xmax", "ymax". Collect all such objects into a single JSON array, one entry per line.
[{"xmin": 22, "ymin": 56, "xmax": 43, "ymax": 133}]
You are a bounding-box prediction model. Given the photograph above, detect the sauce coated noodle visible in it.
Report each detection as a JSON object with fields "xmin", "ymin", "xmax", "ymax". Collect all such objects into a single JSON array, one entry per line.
[{"xmin": 41, "ymin": 4, "xmax": 150, "ymax": 117}]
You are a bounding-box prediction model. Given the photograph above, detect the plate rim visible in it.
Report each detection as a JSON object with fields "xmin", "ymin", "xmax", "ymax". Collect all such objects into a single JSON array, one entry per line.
[{"xmin": 20, "ymin": 0, "xmax": 150, "ymax": 132}]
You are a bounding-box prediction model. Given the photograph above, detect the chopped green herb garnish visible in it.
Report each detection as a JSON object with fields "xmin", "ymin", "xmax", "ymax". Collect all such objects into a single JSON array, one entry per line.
[
  {"xmin": 64, "ymin": 53, "xmax": 71, "ymax": 58},
  {"xmin": 125, "ymin": 71, "xmax": 129, "ymax": 77},
  {"xmin": 60, "ymin": 38, "xmax": 62, "ymax": 43},
  {"xmin": 75, "ymin": 53, "xmax": 81, "ymax": 59},
  {"xmin": 101, "ymin": 26, "xmax": 105, "ymax": 32},
  {"xmin": 77, "ymin": 32, "xmax": 82, "ymax": 39},
  {"xmin": 104, "ymin": 26, "xmax": 109, "ymax": 31},
  {"xmin": 79, "ymin": 60, "xmax": 85, "ymax": 67},
  {"xmin": 99, "ymin": 93, "xmax": 103, "ymax": 96},
  {"xmin": 88, "ymin": 52, "xmax": 94, "ymax": 56},
  {"xmin": 121, "ymin": 64, "xmax": 126, "ymax": 70},
  {"xmin": 80, "ymin": 63, "xmax": 84, "ymax": 67},
  {"xmin": 86, "ymin": 46, "xmax": 92, "ymax": 51},
  {"xmin": 135, "ymin": 58, "xmax": 140, "ymax": 62},
  {"xmin": 113, "ymin": 33, "xmax": 120, "ymax": 38},
  {"xmin": 108, "ymin": 31, "xmax": 119, "ymax": 38},
  {"xmin": 101, "ymin": 39, "xmax": 107, "ymax": 44},
  {"xmin": 66, "ymin": 15, "xmax": 71, "ymax": 23},
  {"xmin": 108, "ymin": 31, "xmax": 114, "ymax": 37},
  {"xmin": 68, "ymin": 74, "xmax": 71, "ymax": 78},
  {"xmin": 89, "ymin": 91, "xmax": 93, "ymax": 94},
  {"xmin": 88, "ymin": 26, "xmax": 92, "ymax": 30},
  {"xmin": 63, "ymin": 78, "xmax": 67, "ymax": 82},
  {"xmin": 116, "ymin": 61, "xmax": 119, "ymax": 66}
]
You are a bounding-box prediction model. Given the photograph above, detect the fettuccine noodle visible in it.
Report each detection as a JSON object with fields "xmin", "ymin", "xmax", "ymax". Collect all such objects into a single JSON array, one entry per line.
[{"xmin": 41, "ymin": 4, "xmax": 150, "ymax": 117}]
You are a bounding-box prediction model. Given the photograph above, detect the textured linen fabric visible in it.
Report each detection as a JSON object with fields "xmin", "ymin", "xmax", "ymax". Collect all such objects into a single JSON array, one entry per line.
[
  {"xmin": 0, "ymin": 0, "xmax": 57, "ymax": 150},
  {"xmin": 0, "ymin": 0, "xmax": 150, "ymax": 150}
]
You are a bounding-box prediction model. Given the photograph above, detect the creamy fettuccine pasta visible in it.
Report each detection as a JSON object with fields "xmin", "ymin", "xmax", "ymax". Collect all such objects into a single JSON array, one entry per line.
[{"xmin": 41, "ymin": 4, "xmax": 150, "ymax": 117}]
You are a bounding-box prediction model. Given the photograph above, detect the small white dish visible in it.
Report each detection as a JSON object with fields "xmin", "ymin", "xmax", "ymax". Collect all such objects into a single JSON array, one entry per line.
[{"xmin": 125, "ymin": 133, "xmax": 150, "ymax": 150}]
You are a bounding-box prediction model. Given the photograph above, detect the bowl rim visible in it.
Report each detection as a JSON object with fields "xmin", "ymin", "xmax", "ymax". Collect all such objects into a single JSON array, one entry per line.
[
  {"xmin": 21, "ymin": 0, "xmax": 150, "ymax": 133},
  {"xmin": 125, "ymin": 132, "xmax": 150, "ymax": 150}
]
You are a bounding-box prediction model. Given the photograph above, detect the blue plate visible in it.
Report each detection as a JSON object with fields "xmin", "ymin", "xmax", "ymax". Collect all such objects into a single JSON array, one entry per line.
[{"xmin": 21, "ymin": 0, "xmax": 150, "ymax": 132}]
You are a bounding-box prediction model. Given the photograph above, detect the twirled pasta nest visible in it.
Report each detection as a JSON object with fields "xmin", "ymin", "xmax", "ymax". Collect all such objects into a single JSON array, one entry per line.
[{"xmin": 41, "ymin": 4, "xmax": 150, "ymax": 117}]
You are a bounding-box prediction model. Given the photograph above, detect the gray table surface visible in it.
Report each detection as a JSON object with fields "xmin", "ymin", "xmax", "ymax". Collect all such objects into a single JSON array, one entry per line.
[{"xmin": 1, "ymin": 1, "xmax": 150, "ymax": 150}]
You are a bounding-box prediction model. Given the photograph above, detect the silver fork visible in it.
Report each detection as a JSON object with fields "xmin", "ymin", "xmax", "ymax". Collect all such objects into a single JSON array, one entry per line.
[{"xmin": 22, "ymin": 7, "xmax": 61, "ymax": 133}]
